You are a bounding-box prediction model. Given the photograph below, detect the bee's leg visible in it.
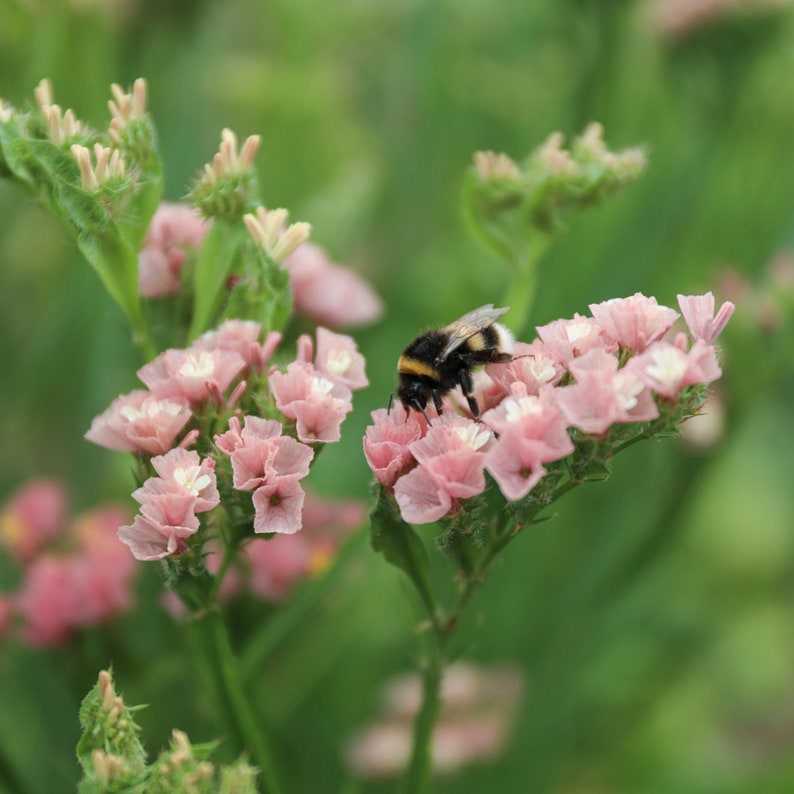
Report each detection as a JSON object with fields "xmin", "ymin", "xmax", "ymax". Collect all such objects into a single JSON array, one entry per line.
[
  {"xmin": 431, "ymin": 389, "xmax": 444, "ymax": 415},
  {"xmin": 458, "ymin": 368, "xmax": 480, "ymax": 418}
]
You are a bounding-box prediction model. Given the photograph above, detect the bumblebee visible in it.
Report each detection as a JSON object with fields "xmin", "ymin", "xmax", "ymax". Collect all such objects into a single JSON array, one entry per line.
[{"xmin": 394, "ymin": 304, "xmax": 515, "ymax": 423}]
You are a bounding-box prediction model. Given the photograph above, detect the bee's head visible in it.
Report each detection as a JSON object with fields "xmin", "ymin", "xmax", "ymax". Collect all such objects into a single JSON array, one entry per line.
[{"xmin": 396, "ymin": 377, "xmax": 434, "ymax": 424}]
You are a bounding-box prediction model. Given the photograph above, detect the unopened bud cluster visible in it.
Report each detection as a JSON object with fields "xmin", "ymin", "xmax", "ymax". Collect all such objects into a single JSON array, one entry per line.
[{"xmin": 77, "ymin": 670, "xmax": 260, "ymax": 793}]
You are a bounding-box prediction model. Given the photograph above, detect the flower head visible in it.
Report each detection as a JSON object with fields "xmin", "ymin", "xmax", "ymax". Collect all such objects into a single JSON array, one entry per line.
[
  {"xmin": 677, "ymin": 291, "xmax": 736, "ymax": 344},
  {"xmin": 244, "ymin": 205, "xmax": 311, "ymax": 265},
  {"xmin": 589, "ymin": 292, "xmax": 679, "ymax": 353},
  {"xmin": 85, "ymin": 390, "xmax": 192, "ymax": 455}
]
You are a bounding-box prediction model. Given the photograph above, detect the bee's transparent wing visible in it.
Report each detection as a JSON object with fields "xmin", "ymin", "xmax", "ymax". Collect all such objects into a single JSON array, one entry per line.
[{"xmin": 436, "ymin": 304, "xmax": 509, "ymax": 362}]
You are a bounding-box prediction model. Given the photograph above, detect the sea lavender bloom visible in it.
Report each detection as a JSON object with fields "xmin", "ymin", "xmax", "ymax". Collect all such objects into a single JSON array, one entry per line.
[
  {"xmin": 589, "ymin": 292, "xmax": 679, "ymax": 353},
  {"xmin": 137, "ymin": 202, "xmax": 208, "ymax": 298},
  {"xmin": 363, "ymin": 405, "xmax": 426, "ymax": 488},
  {"xmin": 132, "ymin": 448, "xmax": 220, "ymax": 513},
  {"xmin": 85, "ymin": 390, "xmax": 192, "ymax": 455},
  {"xmin": 482, "ymin": 384, "xmax": 574, "ymax": 500},
  {"xmin": 314, "ymin": 327, "xmax": 370, "ymax": 391},
  {"xmin": 251, "ymin": 479, "xmax": 306, "ymax": 535},
  {"xmin": 118, "ymin": 493, "xmax": 200, "ymax": 560},
  {"xmin": 536, "ymin": 313, "xmax": 617, "ymax": 365},
  {"xmin": 194, "ymin": 320, "xmax": 282, "ymax": 371},
  {"xmin": 628, "ymin": 339, "xmax": 722, "ymax": 400},
  {"xmin": 282, "ymin": 242, "xmax": 384, "ymax": 328},
  {"xmin": 554, "ymin": 348, "xmax": 659, "ymax": 435},
  {"xmin": 269, "ymin": 361, "xmax": 353, "ymax": 443},
  {"xmin": 677, "ymin": 292, "xmax": 736, "ymax": 344},
  {"xmin": 394, "ymin": 415, "xmax": 491, "ymax": 524},
  {"xmin": 138, "ymin": 347, "xmax": 247, "ymax": 403}
]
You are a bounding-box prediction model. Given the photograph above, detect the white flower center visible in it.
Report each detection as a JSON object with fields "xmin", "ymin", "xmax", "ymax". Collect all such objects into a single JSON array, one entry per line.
[
  {"xmin": 614, "ymin": 373, "xmax": 643, "ymax": 411},
  {"xmin": 646, "ymin": 348, "xmax": 687, "ymax": 387},
  {"xmin": 179, "ymin": 351, "xmax": 216, "ymax": 379},
  {"xmin": 529, "ymin": 356, "xmax": 557, "ymax": 383},
  {"xmin": 453, "ymin": 424, "xmax": 490, "ymax": 451},
  {"xmin": 173, "ymin": 466, "xmax": 211, "ymax": 495},
  {"xmin": 565, "ymin": 322, "xmax": 593, "ymax": 344},
  {"xmin": 326, "ymin": 349, "xmax": 352, "ymax": 376},
  {"xmin": 310, "ymin": 375, "xmax": 334, "ymax": 396},
  {"xmin": 503, "ymin": 396, "xmax": 541, "ymax": 423},
  {"xmin": 121, "ymin": 397, "xmax": 182, "ymax": 422}
]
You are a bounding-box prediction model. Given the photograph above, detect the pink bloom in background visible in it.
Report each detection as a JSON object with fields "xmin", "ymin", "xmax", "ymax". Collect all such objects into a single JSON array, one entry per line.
[
  {"xmin": 0, "ymin": 479, "xmax": 67, "ymax": 563},
  {"xmin": 629, "ymin": 339, "xmax": 722, "ymax": 400},
  {"xmin": 245, "ymin": 492, "xmax": 363, "ymax": 600},
  {"xmin": 482, "ymin": 384, "xmax": 574, "ymax": 500},
  {"xmin": 138, "ymin": 202, "xmax": 208, "ymax": 298},
  {"xmin": 536, "ymin": 313, "xmax": 617, "ymax": 365},
  {"xmin": 85, "ymin": 389, "xmax": 192, "ymax": 455},
  {"xmin": 346, "ymin": 662, "xmax": 524, "ymax": 780},
  {"xmin": 283, "ymin": 242, "xmax": 384, "ymax": 328},
  {"xmin": 677, "ymin": 291, "xmax": 735, "ymax": 343},
  {"xmin": 133, "ymin": 448, "xmax": 220, "ymax": 513},
  {"xmin": 363, "ymin": 405, "xmax": 426, "ymax": 488},
  {"xmin": 394, "ymin": 416, "xmax": 491, "ymax": 524},
  {"xmin": 138, "ymin": 347, "xmax": 246, "ymax": 403},
  {"xmin": 2, "ymin": 489, "xmax": 137, "ymax": 647},
  {"xmin": 555, "ymin": 348, "xmax": 659, "ymax": 435},
  {"xmin": 589, "ymin": 292, "xmax": 679, "ymax": 353},
  {"xmin": 118, "ymin": 493, "xmax": 200, "ymax": 560},
  {"xmin": 194, "ymin": 320, "xmax": 282, "ymax": 372}
]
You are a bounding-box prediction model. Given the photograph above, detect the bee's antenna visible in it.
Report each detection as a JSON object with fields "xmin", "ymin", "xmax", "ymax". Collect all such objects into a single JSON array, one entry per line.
[
  {"xmin": 387, "ymin": 392, "xmax": 395, "ymax": 414},
  {"xmin": 416, "ymin": 403, "xmax": 433, "ymax": 426}
]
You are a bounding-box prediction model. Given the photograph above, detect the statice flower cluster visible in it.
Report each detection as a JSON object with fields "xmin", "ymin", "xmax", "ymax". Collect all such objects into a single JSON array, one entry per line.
[
  {"xmin": 365, "ymin": 292, "xmax": 733, "ymax": 525},
  {"xmin": 86, "ymin": 319, "xmax": 368, "ymax": 560},
  {"xmin": 0, "ymin": 481, "xmax": 137, "ymax": 646}
]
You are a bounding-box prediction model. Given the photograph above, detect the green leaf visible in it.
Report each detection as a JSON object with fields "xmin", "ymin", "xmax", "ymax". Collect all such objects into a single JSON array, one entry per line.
[
  {"xmin": 369, "ymin": 484, "xmax": 438, "ymax": 622},
  {"xmin": 188, "ymin": 220, "xmax": 248, "ymax": 341}
]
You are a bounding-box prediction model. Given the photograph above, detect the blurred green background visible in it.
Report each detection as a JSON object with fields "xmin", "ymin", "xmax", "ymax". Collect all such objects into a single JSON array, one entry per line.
[{"xmin": 2, "ymin": 0, "xmax": 794, "ymax": 792}]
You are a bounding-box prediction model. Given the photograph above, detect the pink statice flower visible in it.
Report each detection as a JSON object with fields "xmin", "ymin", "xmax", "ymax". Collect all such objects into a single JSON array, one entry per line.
[
  {"xmin": 118, "ymin": 492, "xmax": 200, "ymax": 560},
  {"xmin": 536, "ymin": 313, "xmax": 617, "ymax": 365},
  {"xmin": 269, "ymin": 360, "xmax": 353, "ymax": 443},
  {"xmin": 628, "ymin": 339, "xmax": 722, "ymax": 400},
  {"xmin": 194, "ymin": 320, "xmax": 282, "ymax": 372},
  {"xmin": 394, "ymin": 415, "xmax": 491, "ymax": 524},
  {"xmin": 283, "ymin": 242, "xmax": 384, "ymax": 328},
  {"xmin": 314, "ymin": 327, "xmax": 369, "ymax": 392},
  {"xmin": 554, "ymin": 348, "xmax": 659, "ymax": 435},
  {"xmin": 363, "ymin": 404, "xmax": 426, "ymax": 488},
  {"xmin": 485, "ymin": 340, "xmax": 565, "ymax": 396},
  {"xmin": 85, "ymin": 389, "xmax": 192, "ymax": 455},
  {"xmin": 215, "ymin": 415, "xmax": 315, "ymax": 535},
  {"xmin": 138, "ymin": 202, "xmax": 208, "ymax": 298},
  {"xmin": 482, "ymin": 384, "xmax": 574, "ymax": 500},
  {"xmin": 218, "ymin": 417, "xmax": 313, "ymax": 491},
  {"xmin": 133, "ymin": 448, "xmax": 220, "ymax": 513},
  {"xmin": 251, "ymin": 479, "xmax": 306, "ymax": 535},
  {"xmin": 0, "ymin": 479, "xmax": 67, "ymax": 563},
  {"xmin": 138, "ymin": 347, "xmax": 246, "ymax": 403},
  {"xmin": 677, "ymin": 291, "xmax": 736, "ymax": 344},
  {"xmin": 589, "ymin": 292, "xmax": 679, "ymax": 353}
]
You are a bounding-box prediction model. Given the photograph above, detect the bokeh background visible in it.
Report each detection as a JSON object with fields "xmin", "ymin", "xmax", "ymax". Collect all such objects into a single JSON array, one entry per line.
[{"xmin": 2, "ymin": 0, "xmax": 794, "ymax": 791}]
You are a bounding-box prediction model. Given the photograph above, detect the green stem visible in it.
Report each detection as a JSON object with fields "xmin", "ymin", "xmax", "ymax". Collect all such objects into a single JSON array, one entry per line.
[
  {"xmin": 401, "ymin": 630, "xmax": 445, "ymax": 794},
  {"xmin": 500, "ymin": 232, "xmax": 552, "ymax": 334},
  {"xmin": 190, "ymin": 608, "xmax": 284, "ymax": 794}
]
